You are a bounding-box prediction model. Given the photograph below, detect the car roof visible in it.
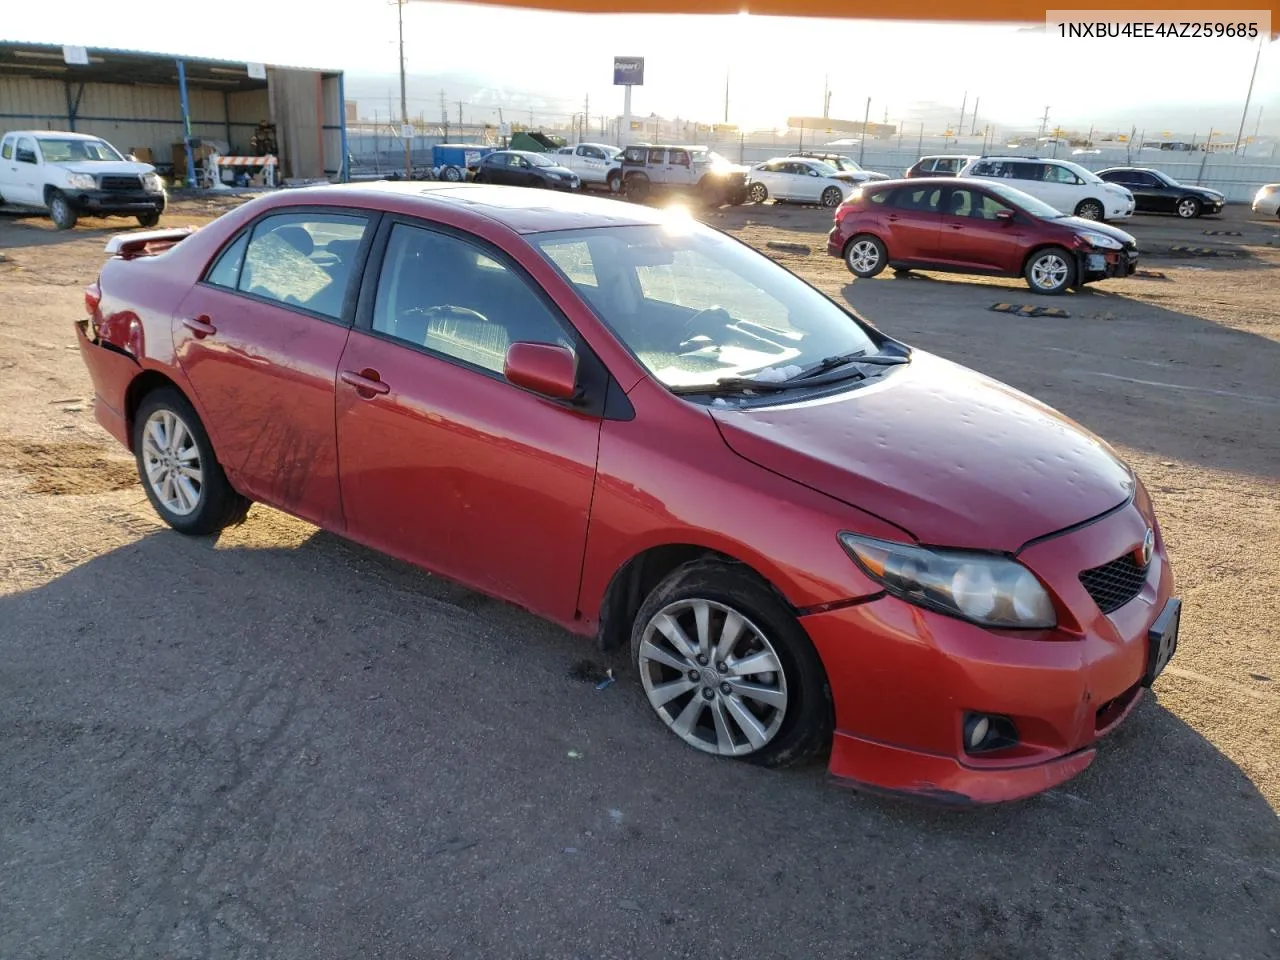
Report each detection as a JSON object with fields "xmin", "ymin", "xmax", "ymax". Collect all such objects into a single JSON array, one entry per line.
[{"xmin": 273, "ymin": 181, "xmax": 671, "ymax": 234}]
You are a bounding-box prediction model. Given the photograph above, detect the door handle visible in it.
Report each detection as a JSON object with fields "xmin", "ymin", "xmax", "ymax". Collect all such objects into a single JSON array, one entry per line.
[
  {"xmin": 887, "ymin": 214, "xmax": 900, "ymax": 221},
  {"xmin": 340, "ymin": 369, "xmax": 390, "ymax": 396},
  {"xmin": 182, "ymin": 316, "xmax": 216, "ymax": 338}
]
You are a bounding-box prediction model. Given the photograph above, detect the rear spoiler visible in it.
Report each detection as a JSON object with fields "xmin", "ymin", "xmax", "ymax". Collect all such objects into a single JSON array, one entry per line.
[{"xmin": 104, "ymin": 226, "xmax": 198, "ymax": 260}]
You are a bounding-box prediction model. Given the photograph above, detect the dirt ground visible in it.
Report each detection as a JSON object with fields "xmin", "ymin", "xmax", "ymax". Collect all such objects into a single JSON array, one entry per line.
[{"xmin": 1, "ymin": 195, "xmax": 1277, "ymax": 960}]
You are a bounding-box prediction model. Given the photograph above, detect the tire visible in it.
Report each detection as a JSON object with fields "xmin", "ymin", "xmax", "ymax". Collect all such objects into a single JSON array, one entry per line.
[
  {"xmin": 1024, "ymin": 246, "xmax": 1076, "ymax": 295},
  {"xmin": 625, "ymin": 174, "xmax": 650, "ymax": 203},
  {"xmin": 630, "ymin": 559, "xmax": 832, "ymax": 768},
  {"xmin": 748, "ymin": 182, "xmax": 768, "ymax": 203},
  {"xmin": 606, "ymin": 170, "xmax": 622, "ymax": 194},
  {"xmin": 1176, "ymin": 197, "xmax": 1201, "ymax": 219},
  {"xmin": 136, "ymin": 211, "xmax": 161, "ymax": 228},
  {"xmin": 843, "ymin": 234, "xmax": 887, "ymax": 278},
  {"xmin": 48, "ymin": 191, "xmax": 77, "ymax": 230},
  {"xmin": 820, "ymin": 186, "xmax": 843, "ymax": 208},
  {"xmin": 442, "ymin": 165, "xmax": 463, "ymax": 182},
  {"xmin": 1074, "ymin": 198, "xmax": 1104, "ymax": 221},
  {"xmin": 132, "ymin": 387, "xmax": 250, "ymax": 536}
]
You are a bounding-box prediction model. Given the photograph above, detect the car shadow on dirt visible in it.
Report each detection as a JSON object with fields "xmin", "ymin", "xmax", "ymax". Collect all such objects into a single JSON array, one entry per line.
[
  {"xmin": 0, "ymin": 212, "xmax": 129, "ymax": 249},
  {"xmin": 1, "ymin": 529, "xmax": 1277, "ymax": 959}
]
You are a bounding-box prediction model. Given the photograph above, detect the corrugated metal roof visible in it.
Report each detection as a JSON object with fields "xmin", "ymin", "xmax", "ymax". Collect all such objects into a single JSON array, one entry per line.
[{"xmin": 0, "ymin": 40, "xmax": 341, "ymax": 90}]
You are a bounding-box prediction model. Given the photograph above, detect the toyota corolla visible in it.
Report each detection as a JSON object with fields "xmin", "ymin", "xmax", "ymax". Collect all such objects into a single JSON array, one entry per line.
[{"xmin": 76, "ymin": 183, "xmax": 1179, "ymax": 805}]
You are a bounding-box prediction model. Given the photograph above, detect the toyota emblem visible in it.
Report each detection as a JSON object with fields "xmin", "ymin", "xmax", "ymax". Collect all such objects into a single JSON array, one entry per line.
[{"xmin": 1139, "ymin": 528, "xmax": 1154, "ymax": 567}]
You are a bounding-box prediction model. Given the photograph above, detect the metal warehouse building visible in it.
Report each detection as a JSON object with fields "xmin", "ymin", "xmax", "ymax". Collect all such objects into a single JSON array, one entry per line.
[{"xmin": 0, "ymin": 41, "xmax": 349, "ymax": 183}]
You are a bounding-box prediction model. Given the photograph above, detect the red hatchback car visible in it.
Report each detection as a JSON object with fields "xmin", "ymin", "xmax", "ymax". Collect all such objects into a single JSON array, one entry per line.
[
  {"xmin": 829, "ymin": 177, "xmax": 1139, "ymax": 294},
  {"xmin": 77, "ymin": 183, "xmax": 1179, "ymax": 805}
]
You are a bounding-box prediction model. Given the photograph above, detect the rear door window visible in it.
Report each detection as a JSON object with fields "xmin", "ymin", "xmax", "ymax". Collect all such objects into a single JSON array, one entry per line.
[
  {"xmin": 891, "ymin": 186, "xmax": 943, "ymax": 212},
  {"xmin": 236, "ymin": 212, "xmax": 369, "ymax": 320}
]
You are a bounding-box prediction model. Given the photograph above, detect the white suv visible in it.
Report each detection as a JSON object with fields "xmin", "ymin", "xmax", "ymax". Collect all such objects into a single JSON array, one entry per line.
[{"xmin": 956, "ymin": 156, "xmax": 1134, "ymax": 222}]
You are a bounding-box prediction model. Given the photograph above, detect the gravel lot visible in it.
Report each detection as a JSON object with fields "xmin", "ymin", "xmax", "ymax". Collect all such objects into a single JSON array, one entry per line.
[{"xmin": 1, "ymin": 195, "xmax": 1277, "ymax": 960}]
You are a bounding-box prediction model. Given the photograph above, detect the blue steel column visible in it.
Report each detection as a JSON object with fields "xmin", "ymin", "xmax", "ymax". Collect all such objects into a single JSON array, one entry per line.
[
  {"xmin": 338, "ymin": 71, "xmax": 350, "ymax": 182},
  {"xmin": 176, "ymin": 59, "xmax": 197, "ymax": 188}
]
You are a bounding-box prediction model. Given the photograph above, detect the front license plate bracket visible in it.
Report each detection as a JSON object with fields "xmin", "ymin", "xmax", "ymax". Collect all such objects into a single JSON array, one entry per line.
[{"xmin": 1143, "ymin": 597, "xmax": 1181, "ymax": 686}]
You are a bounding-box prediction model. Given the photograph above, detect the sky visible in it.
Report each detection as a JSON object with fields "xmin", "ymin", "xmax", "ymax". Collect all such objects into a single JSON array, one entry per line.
[{"xmin": 4, "ymin": 0, "xmax": 1278, "ymax": 135}]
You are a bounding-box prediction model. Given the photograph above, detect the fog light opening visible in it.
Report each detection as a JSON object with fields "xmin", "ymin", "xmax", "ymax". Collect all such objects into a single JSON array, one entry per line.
[{"xmin": 963, "ymin": 713, "xmax": 1019, "ymax": 755}]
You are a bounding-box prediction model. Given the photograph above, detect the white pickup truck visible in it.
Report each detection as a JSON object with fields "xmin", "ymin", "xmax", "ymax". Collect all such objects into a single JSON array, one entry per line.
[
  {"xmin": 551, "ymin": 142, "xmax": 624, "ymax": 192},
  {"xmin": 0, "ymin": 130, "xmax": 166, "ymax": 230}
]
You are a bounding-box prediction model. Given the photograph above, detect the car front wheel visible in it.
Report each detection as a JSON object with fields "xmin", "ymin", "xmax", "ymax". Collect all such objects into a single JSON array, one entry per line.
[
  {"xmin": 1025, "ymin": 247, "xmax": 1076, "ymax": 295},
  {"xmin": 844, "ymin": 234, "xmax": 887, "ymax": 278},
  {"xmin": 748, "ymin": 182, "xmax": 768, "ymax": 203},
  {"xmin": 1074, "ymin": 198, "xmax": 1104, "ymax": 221},
  {"xmin": 137, "ymin": 211, "xmax": 161, "ymax": 228},
  {"xmin": 132, "ymin": 387, "xmax": 250, "ymax": 535},
  {"xmin": 820, "ymin": 186, "xmax": 843, "ymax": 208},
  {"xmin": 631, "ymin": 559, "xmax": 832, "ymax": 767},
  {"xmin": 48, "ymin": 191, "xmax": 77, "ymax": 230},
  {"xmin": 1177, "ymin": 197, "xmax": 1201, "ymax": 219}
]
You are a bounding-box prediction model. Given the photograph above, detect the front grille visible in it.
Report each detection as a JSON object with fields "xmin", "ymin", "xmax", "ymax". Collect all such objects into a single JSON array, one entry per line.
[
  {"xmin": 100, "ymin": 175, "xmax": 142, "ymax": 191},
  {"xmin": 1080, "ymin": 553, "xmax": 1148, "ymax": 614}
]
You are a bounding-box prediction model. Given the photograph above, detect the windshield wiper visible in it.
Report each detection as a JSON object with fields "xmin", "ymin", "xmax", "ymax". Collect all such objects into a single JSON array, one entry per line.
[
  {"xmin": 785, "ymin": 350, "xmax": 909, "ymax": 382},
  {"xmin": 669, "ymin": 377, "xmax": 806, "ymax": 397}
]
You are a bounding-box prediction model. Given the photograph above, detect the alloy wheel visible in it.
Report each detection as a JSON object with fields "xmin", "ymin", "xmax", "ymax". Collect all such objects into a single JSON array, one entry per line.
[
  {"xmin": 847, "ymin": 239, "xmax": 881, "ymax": 273},
  {"xmin": 1177, "ymin": 198, "xmax": 1199, "ymax": 218},
  {"xmin": 140, "ymin": 409, "xmax": 204, "ymax": 516},
  {"xmin": 1031, "ymin": 254, "xmax": 1069, "ymax": 291},
  {"xmin": 637, "ymin": 598, "xmax": 788, "ymax": 757}
]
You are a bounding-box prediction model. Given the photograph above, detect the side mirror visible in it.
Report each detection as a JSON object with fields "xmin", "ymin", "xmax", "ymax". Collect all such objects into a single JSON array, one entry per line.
[
  {"xmin": 504, "ymin": 341, "xmax": 578, "ymax": 400},
  {"xmin": 995, "ymin": 210, "xmax": 1016, "ymax": 221}
]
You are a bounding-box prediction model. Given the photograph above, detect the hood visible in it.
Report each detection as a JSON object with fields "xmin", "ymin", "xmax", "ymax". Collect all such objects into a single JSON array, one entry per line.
[
  {"xmin": 543, "ymin": 165, "xmax": 578, "ymax": 177},
  {"xmin": 831, "ymin": 172, "xmax": 863, "ymax": 183},
  {"xmin": 710, "ymin": 352, "xmax": 1135, "ymax": 552},
  {"xmin": 1053, "ymin": 216, "xmax": 1137, "ymax": 246},
  {"xmin": 59, "ymin": 160, "xmax": 156, "ymax": 177},
  {"xmin": 1189, "ymin": 185, "xmax": 1224, "ymax": 200}
]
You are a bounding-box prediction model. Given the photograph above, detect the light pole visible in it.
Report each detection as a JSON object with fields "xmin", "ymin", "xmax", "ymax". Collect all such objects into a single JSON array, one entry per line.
[
  {"xmin": 394, "ymin": 0, "xmax": 410, "ymax": 177},
  {"xmin": 1233, "ymin": 35, "xmax": 1264, "ymax": 154}
]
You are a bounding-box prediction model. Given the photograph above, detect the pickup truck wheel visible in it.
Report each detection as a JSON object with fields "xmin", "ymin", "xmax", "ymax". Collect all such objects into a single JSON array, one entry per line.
[
  {"xmin": 48, "ymin": 191, "xmax": 78, "ymax": 230},
  {"xmin": 136, "ymin": 211, "xmax": 162, "ymax": 228}
]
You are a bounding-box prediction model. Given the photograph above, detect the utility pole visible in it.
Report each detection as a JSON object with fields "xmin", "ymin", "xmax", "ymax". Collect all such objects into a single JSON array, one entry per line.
[
  {"xmin": 823, "ymin": 75, "xmax": 830, "ymax": 118},
  {"xmin": 1038, "ymin": 105, "xmax": 1050, "ymax": 143},
  {"xmin": 958, "ymin": 91, "xmax": 967, "ymax": 143},
  {"xmin": 970, "ymin": 97, "xmax": 979, "ymax": 136},
  {"xmin": 583, "ymin": 93, "xmax": 590, "ymax": 143},
  {"xmin": 1250, "ymin": 105, "xmax": 1264, "ymax": 156},
  {"xmin": 457, "ymin": 100, "xmax": 463, "ymax": 131},
  {"xmin": 724, "ymin": 69, "xmax": 730, "ymax": 124},
  {"xmin": 859, "ymin": 96, "xmax": 870, "ymax": 164},
  {"xmin": 440, "ymin": 89, "xmax": 449, "ymax": 141},
  {"xmin": 396, "ymin": 0, "xmax": 410, "ymax": 177},
  {"xmin": 1233, "ymin": 36, "xmax": 1263, "ymax": 154}
]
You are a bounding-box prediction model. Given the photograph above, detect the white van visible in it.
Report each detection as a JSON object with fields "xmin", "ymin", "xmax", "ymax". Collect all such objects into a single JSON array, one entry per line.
[
  {"xmin": 0, "ymin": 130, "xmax": 166, "ymax": 230},
  {"xmin": 956, "ymin": 155, "xmax": 1134, "ymax": 222}
]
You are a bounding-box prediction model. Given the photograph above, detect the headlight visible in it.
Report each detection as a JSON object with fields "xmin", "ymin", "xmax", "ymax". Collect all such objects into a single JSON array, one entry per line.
[
  {"xmin": 143, "ymin": 172, "xmax": 165, "ymax": 193},
  {"xmin": 66, "ymin": 173, "xmax": 96, "ymax": 190},
  {"xmin": 1077, "ymin": 231, "xmax": 1122, "ymax": 250},
  {"xmin": 838, "ymin": 533, "xmax": 1057, "ymax": 629}
]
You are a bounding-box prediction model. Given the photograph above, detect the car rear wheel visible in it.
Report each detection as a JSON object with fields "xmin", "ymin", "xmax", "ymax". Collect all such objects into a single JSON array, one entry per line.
[
  {"xmin": 748, "ymin": 182, "xmax": 768, "ymax": 203},
  {"xmin": 844, "ymin": 234, "xmax": 887, "ymax": 278},
  {"xmin": 1074, "ymin": 198, "xmax": 1104, "ymax": 221},
  {"xmin": 48, "ymin": 191, "xmax": 77, "ymax": 230},
  {"xmin": 820, "ymin": 186, "xmax": 843, "ymax": 208},
  {"xmin": 132, "ymin": 387, "xmax": 250, "ymax": 536},
  {"xmin": 1176, "ymin": 197, "xmax": 1201, "ymax": 219},
  {"xmin": 441, "ymin": 165, "xmax": 463, "ymax": 182},
  {"xmin": 1025, "ymin": 247, "xmax": 1076, "ymax": 295},
  {"xmin": 631, "ymin": 559, "xmax": 832, "ymax": 768}
]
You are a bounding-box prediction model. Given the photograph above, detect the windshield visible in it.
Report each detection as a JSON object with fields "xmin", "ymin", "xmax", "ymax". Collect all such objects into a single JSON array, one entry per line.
[
  {"xmin": 808, "ymin": 160, "xmax": 841, "ymax": 177},
  {"xmin": 982, "ymin": 180, "xmax": 1068, "ymax": 219},
  {"xmin": 37, "ymin": 137, "xmax": 123, "ymax": 163},
  {"xmin": 532, "ymin": 221, "xmax": 879, "ymax": 392},
  {"xmin": 832, "ymin": 158, "xmax": 861, "ymax": 172},
  {"xmin": 1153, "ymin": 170, "xmax": 1178, "ymax": 186},
  {"xmin": 603, "ymin": 146, "xmax": 622, "ymax": 159},
  {"xmin": 527, "ymin": 153, "xmax": 556, "ymax": 167}
]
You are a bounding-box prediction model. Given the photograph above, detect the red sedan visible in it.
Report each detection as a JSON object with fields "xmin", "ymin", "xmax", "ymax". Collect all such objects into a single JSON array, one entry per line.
[
  {"xmin": 828, "ymin": 177, "xmax": 1139, "ymax": 294},
  {"xmin": 76, "ymin": 183, "xmax": 1179, "ymax": 805}
]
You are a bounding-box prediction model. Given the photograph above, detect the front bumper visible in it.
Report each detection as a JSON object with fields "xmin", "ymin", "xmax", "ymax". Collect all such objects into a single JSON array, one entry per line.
[
  {"xmin": 67, "ymin": 189, "xmax": 166, "ymax": 215},
  {"xmin": 802, "ymin": 498, "xmax": 1175, "ymax": 805},
  {"xmin": 1107, "ymin": 200, "xmax": 1135, "ymax": 220},
  {"xmin": 1081, "ymin": 247, "xmax": 1138, "ymax": 281}
]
